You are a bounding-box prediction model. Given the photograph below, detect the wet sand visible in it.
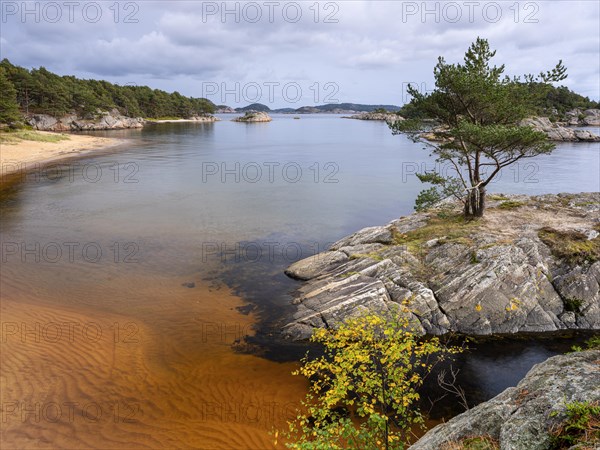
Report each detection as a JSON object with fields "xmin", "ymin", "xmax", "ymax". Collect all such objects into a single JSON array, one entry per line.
[{"xmin": 0, "ymin": 274, "xmax": 308, "ymax": 449}]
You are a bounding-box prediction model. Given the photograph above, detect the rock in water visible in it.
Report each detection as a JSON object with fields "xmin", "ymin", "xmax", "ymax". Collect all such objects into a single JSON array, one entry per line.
[
  {"xmin": 409, "ymin": 350, "xmax": 600, "ymax": 449},
  {"xmin": 233, "ymin": 112, "xmax": 272, "ymax": 122},
  {"xmin": 521, "ymin": 117, "xmax": 600, "ymax": 141}
]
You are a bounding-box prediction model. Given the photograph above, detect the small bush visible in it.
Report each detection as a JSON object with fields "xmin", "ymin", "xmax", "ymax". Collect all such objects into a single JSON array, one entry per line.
[
  {"xmin": 550, "ymin": 401, "xmax": 600, "ymax": 449},
  {"xmin": 563, "ymin": 297, "xmax": 583, "ymax": 313}
]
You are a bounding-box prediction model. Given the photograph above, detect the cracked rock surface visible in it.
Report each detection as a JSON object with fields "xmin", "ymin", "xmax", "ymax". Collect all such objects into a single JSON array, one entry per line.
[
  {"xmin": 283, "ymin": 193, "xmax": 600, "ymax": 340},
  {"xmin": 409, "ymin": 349, "xmax": 600, "ymax": 449}
]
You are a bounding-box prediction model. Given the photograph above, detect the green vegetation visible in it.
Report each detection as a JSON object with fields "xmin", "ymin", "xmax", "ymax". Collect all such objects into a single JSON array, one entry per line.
[
  {"xmin": 487, "ymin": 195, "xmax": 509, "ymax": 201},
  {"xmin": 563, "ymin": 297, "xmax": 583, "ymax": 314},
  {"xmin": 538, "ymin": 227, "xmax": 600, "ymax": 266},
  {"xmin": 570, "ymin": 336, "xmax": 600, "ymax": 352},
  {"xmin": 497, "ymin": 201, "xmax": 526, "ymax": 210},
  {"xmin": 390, "ymin": 38, "xmax": 565, "ymax": 218},
  {"xmin": 398, "ymin": 83, "xmax": 598, "ymax": 123},
  {"xmin": 0, "ymin": 67, "xmax": 22, "ymax": 127},
  {"xmin": 349, "ymin": 252, "xmax": 384, "ymax": 262},
  {"xmin": 549, "ymin": 401, "xmax": 600, "ymax": 449},
  {"xmin": 279, "ymin": 311, "xmax": 460, "ymax": 449},
  {"xmin": 0, "ymin": 59, "xmax": 214, "ymax": 124},
  {"xmin": 535, "ymin": 85, "xmax": 599, "ymax": 120},
  {"xmin": 0, "ymin": 129, "xmax": 70, "ymax": 144},
  {"xmin": 392, "ymin": 214, "xmax": 479, "ymax": 254}
]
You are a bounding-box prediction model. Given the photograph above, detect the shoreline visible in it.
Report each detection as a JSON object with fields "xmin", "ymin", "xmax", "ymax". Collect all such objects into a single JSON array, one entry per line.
[
  {"xmin": 145, "ymin": 117, "xmax": 219, "ymax": 123},
  {"xmin": 0, "ymin": 131, "xmax": 127, "ymax": 181}
]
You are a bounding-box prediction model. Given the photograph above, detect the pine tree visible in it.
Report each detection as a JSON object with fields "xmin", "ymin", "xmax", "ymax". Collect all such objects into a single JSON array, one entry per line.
[{"xmin": 0, "ymin": 67, "xmax": 22, "ymax": 126}]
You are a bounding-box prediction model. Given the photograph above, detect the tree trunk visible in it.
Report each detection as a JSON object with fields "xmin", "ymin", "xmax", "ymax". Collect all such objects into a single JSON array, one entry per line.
[{"xmin": 464, "ymin": 186, "xmax": 486, "ymax": 218}]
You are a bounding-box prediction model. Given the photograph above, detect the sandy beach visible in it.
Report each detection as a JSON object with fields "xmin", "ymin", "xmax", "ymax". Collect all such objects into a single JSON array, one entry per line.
[{"xmin": 0, "ymin": 131, "xmax": 123, "ymax": 177}]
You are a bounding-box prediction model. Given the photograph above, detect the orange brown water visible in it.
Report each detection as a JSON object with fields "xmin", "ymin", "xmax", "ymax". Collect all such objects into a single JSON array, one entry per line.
[{"xmin": 0, "ymin": 272, "xmax": 308, "ymax": 449}]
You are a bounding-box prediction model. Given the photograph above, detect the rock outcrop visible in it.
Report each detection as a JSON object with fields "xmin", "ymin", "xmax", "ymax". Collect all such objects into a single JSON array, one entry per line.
[
  {"xmin": 344, "ymin": 112, "xmax": 404, "ymax": 122},
  {"xmin": 565, "ymin": 108, "xmax": 600, "ymax": 126},
  {"xmin": 233, "ymin": 112, "xmax": 272, "ymax": 122},
  {"xmin": 521, "ymin": 117, "xmax": 600, "ymax": 142},
  {"xmin": 283, "ymin": 193, "xmax": 600, "ymax": 340},
  {"xmin": 410, "ymin": 349, "xmax": 600, "ymax": 450},
  {"xmin": 28, "ymin": 109, "xmax": 145, "ymax": 131},
  {"xmin": 146, "ymin": 115, "xmax": 218, "ymax": 123}
]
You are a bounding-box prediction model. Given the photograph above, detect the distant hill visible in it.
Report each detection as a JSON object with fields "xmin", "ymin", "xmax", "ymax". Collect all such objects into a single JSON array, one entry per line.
[
  {"xmin": 311, "ymin": 103, "xmax": 402, "ymax": 113},
  {"xmin": 235, "ymin": 103, "xmax": 272, "ymax": 112},
  {"xmin": 229, "ymin": 103, "xmax": 402, "ymax": 114}
]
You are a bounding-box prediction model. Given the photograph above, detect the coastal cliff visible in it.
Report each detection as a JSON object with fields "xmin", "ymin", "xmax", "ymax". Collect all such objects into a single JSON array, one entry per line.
[
  {"xmin": 28, "ymin": 109, "xmax": 145, "ymax": 131},
  {"xmin": 283, "ymin": 193, "xmax": 600, "ymax": 340},
  {"xmin": 27, "ymin": 109, "xmax": 219, "ymax": 131}
]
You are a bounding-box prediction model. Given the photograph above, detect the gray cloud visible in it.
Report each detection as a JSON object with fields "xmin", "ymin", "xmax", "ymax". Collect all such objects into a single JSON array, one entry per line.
[{"xmin": 1, "ymin": 0, "xmax": 598, "ymax": 105}]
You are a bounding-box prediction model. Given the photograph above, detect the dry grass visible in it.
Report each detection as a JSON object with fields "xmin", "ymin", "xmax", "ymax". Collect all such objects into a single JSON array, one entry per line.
[
  {"xmin": 538, "ymin": 226, "xmax": 600, "ymax": 266},
  {"xmin": 441, "ymin": 435, "xmax": 500, "ymax": 450}
]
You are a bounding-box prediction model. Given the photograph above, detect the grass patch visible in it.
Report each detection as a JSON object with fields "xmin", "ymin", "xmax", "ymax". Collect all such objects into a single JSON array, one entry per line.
[
  {"xmin": 336, "ymin": 271, "xmax": 360, "ymax": 279},
  {"xmin": 441, "ymin": 436, "xmax": 500, "ymax": 450},
  {"xmin": 349, "ymin": 252, "xmax": 383, "ymax": 262},
  {"xmin": 392, "ymin": 214, "xmax": 479, "ymax": 254},
  {"xmin": 549, "ymin": 401, "xmax": 600, "ymax": 449},
  {"xmin": 538, "ymin": 227, "xmax": 600, "ymax": 266},
  {"xmin": 497, "ymin": 200, "xmax": 526, "ymax": 210},
  {"xmin": 488, "ymin": 194, "xmax": 510, "ymax": 201},
  {"xmin": 0, "ymin": 130, "xmax": 70, "ymax": 144}
]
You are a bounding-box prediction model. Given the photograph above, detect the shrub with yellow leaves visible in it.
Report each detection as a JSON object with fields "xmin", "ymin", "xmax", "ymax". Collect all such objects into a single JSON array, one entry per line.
[{"xmin": 280, "ymin": 307, "xmax": 462, "ymax": 450}]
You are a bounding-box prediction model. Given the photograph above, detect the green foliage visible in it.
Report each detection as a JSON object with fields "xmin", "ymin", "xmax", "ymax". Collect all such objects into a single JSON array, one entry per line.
[
  {"xmin": 280, "ymin": 310, "xmax": 461, "ymax": 449},
  {"xmin": 413, "ymin": 173, "xmax": 464, "ymax": 212},
  {"xmin": 570, "ymin": 336, "xmax": 600, "ymax": 352},
  {"xmin": 389, "ymin": 38, "xmax": 564, "ymax": 218},
  {"xmin": 497, "ymin": 201, "xmax": 525, "ymax": 210},
  {"xmin": 563, "ymin": 297, "xmax": 583, "ymax": 314},
  {"xmin": 538, "ymin": 227, "xmax": 600, "ymax": 266},
  {"xmin": 469, "ymin": 251, "xmax": 479, "ymax": 264},
  {"xmin": 0, "ymin": 67, "xmax": 22, "ymax": 126},
  {"xmin": 392, "ymin": 214, "xmax": 478, "ymax": 252},
  {"xmin": 0, "ymin": 59, "xmax": 215, "ymax": 122},
  {"xmin": 533, "ymin": 84, "xmax": 600, "ymax": 120},
  {"xmin": 549, "ymin": 401, "xmax": 600, "ymax": 449}
]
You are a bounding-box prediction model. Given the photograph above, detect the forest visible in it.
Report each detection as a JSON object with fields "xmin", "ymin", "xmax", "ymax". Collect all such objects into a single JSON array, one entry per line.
[{"xmin": 0, "ymin": 59, "xmax": 215, "ymax": 125}]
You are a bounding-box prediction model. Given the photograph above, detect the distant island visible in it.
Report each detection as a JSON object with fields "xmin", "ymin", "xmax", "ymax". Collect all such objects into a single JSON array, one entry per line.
[{"xmin": 216, "ymin": 102, "xmax": 403, "ymax": 114}]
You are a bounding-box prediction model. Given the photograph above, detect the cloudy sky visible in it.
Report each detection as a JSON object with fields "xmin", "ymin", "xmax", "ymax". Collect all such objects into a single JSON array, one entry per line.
[{"xmin": 2, "ymin": 1, "xmax": 599, "ymax": 108}]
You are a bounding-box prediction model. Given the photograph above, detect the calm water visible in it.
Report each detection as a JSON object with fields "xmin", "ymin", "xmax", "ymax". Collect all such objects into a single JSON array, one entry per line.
[{"xmin": 1, "ymin": 115, "xmax": 598, "ymax": 446}]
